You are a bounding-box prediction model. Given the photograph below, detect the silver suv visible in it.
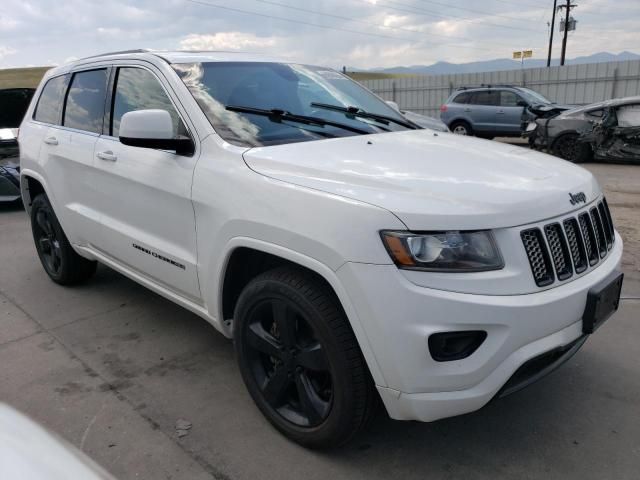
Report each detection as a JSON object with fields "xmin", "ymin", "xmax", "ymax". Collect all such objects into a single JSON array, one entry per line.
[{"xmin": 440, "ymin": 85, "xmax": 554, "ymax": 138}]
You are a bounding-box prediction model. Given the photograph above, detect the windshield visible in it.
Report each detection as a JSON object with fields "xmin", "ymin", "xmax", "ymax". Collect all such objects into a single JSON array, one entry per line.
[
  {"xmin": 172, "ymin": 62, "xmax": 411, "ymax": 147},
  {"xmin": 517, "ymin": 88, "xmax": 552, "ymax": 105}
]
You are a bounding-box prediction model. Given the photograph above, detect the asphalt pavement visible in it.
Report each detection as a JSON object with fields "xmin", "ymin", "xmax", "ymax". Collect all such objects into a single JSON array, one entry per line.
[{"xmin": 1, "ymin": 163, "xmax": 639, "ymax": 480}]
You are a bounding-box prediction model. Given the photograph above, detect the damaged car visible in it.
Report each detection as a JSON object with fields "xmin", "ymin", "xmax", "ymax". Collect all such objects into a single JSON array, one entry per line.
[
  {"xmin": 0, "ymin": 88, "xmax": 35, "ymax": 202},
  {"xmin": 527, "ymin": 96, "xmax": 640, "ymax": 163}
]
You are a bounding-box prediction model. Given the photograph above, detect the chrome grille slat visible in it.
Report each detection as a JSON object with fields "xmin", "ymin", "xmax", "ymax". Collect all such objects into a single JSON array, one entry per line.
[
  {"xmin": 563, "ymin": 218, "xmax": 588, "ymax": 274},
  {"xmin": 521, "ymin": 197, "xmax": 616, "ymax": 287},
  {"xmin": 578, "ymin": 213, "xmax": 599, "ymax": 266},
  {"xmin": 597, "ymin": 202, "xmax": 613, "ymax": 250},
  {"xmin": 544, "ymin": 223, "xmax": 573, "ymax": 281},
  {"xmin": 590, "ymin": 208, "xmax": 608, "ymax": 258},
  {"xmin": 521, "ymin": 228, "xmax": 554, "ymax": 287}
]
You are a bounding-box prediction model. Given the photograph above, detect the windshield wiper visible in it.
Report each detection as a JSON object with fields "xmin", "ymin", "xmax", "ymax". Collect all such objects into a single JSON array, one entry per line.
[
  {"xmin": 225, "ymin": 105, "xmax": 371, "ymax": 135},
  {"xmin": 310, "ymin": 102, "xmax": 418, "ymax": 130}
]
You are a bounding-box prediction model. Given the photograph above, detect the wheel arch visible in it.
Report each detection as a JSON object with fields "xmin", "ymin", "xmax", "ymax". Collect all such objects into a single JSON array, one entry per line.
[
  {"xmin": 20, "ymin": 169, "xmax": 49, "ymax": 214},
  {"xmin": 216, "ymin": 238, "xmax": 387, "ymax": 386}
]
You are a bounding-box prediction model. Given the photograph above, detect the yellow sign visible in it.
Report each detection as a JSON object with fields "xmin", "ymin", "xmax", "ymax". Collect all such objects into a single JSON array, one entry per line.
[
  {"xmin": 523, "ymin": 50, "xmax": 533, "ymax": 58},
  {"xmin": 513, "ymin": 51, "xmax": 522, "ymax": 59}
]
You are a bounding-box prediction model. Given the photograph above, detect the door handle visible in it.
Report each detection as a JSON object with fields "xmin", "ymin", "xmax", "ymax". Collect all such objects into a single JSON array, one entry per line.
[
  {"xmin": 497, "ymin": 110, "xmax": 506, "ymax": 114},
  {"xmin": 43, "ymin": 137, "xmax": 58, "ymax": 146},
  {"xmin": 96, "ymin": 151, "xmax": 117, "ymax": 162},
  {"xmin": 464, "ymin": 108, "xmax": 472, "ymax": 112}
]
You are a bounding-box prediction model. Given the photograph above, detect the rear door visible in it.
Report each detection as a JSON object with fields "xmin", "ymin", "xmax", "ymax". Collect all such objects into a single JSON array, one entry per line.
[
  {"xmin": 496, "ymin": 90, "xmax": 526, "ymax": 134},
  {"xmin": 37, "ymin": 68, "xmax": 109, "ymax": 245},
  {"xmin": 468, "ymin": 91, "xmax": 500, "ymax": 132},
  {"xmin": 91, "ymin": 64, "xmax": 201, "ymax": 301}
]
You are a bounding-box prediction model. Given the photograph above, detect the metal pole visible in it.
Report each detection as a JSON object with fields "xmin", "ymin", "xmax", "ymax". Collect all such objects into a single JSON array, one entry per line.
[
  {"xmin": 560, "ymin": 0, "xmax": 571, "ymax": 66},
  {"xmin": 547, "ymin": 0, "xmax": 557, "ymax": 67}
]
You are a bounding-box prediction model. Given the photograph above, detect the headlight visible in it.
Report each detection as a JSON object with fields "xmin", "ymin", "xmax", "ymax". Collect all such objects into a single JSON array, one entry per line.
[
  {"xmin": 526, "ymin": 121, "xmax": 538, "ymax": 132},
  {"xmin": 380, "ymin": 230, "xmax": 504, "ymax": 272}
]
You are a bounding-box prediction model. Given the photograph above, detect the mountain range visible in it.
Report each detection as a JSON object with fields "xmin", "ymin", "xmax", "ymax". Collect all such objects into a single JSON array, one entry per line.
[{"xmin": 358, "ymin": 51, "xmax": 640, "ymax": 75}]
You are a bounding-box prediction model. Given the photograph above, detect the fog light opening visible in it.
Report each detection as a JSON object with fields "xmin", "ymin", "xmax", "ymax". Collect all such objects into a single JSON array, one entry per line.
[{"xmin": 428, "ymin": 331, "xmax": 487, "ymax": 362}]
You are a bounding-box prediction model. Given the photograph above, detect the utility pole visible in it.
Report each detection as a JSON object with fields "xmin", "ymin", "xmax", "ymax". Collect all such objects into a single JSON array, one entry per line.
[
  {"xmin": 547, "ymin": 0, "xmax": 557, "ymax": 67},
  {"xmin": 559, "ymin": 1, "xmax": 577, "ymax": 66}
]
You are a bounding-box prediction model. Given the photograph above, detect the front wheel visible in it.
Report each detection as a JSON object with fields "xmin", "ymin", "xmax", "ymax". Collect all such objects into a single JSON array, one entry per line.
[
  {"xmin": 552, "ymin": 133, "xmax": 593, "ymax": 163},
  {"xmin": 30, "ymin": 194, "xmax": 97, "ymax": 285},
  {"xmin": 234, "ymin": 266, "xmax": 375, "ymax": 448}
]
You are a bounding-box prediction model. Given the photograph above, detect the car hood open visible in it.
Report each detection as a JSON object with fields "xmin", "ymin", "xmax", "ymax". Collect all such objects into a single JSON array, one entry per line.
[{"xmin": 242, "ymin": 130, "xmax": 600, "ymax": 230}]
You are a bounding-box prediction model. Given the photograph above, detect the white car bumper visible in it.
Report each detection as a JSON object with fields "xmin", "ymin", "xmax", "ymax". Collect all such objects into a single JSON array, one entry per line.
[{"xmin": 336, "ymin": 235, "xmax": 623, "ymax": 422}]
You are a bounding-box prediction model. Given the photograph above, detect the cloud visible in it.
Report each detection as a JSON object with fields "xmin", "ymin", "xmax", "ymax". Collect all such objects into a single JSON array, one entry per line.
[
  {"xmin": 0, "ymin": 0, "xmax": 638, "ymax": 69},
  {"xmin": 179, "ymin": 32, "xmax": 278, "ymax": 51},
  {"xmin": 0, "ymin": 46, "xmax": 17, "ymax": 60}
]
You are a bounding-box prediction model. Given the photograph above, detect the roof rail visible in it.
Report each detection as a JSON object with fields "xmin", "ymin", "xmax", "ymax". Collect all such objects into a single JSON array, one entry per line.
[
  {"xmin": 480, "ymin": 84, "xmax": 517, "ymax": 88},
  {"xmin": 76, "ymin": 49, "xmax": 151, "ymax": 61}
]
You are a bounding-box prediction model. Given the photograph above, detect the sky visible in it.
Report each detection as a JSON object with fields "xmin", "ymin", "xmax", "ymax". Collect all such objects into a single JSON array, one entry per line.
[{"xmin": 0, "ymin": 0, "xmax": 639, "ymax": 69}]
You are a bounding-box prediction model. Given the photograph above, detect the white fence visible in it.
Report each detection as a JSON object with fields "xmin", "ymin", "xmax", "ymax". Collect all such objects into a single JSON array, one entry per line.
[{"xmin": 357, "ymin": 60, "xmax": 640, "ymax": 118}]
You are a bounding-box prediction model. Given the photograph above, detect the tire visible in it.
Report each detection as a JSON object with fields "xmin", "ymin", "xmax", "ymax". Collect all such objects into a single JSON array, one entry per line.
[
  {"xmin": 234, "ymin": 266, "xmax": 376, "ymax": 449},
  {"xmin": 450, "ymin": 120, "xmax": 473, "ymax": 136},
  {"xmin": 551, "ymin": 133, "xmax": 593, "ymax": 163},
  {"xmin": 30, "ymin": 194, "xmax": 97, "ymax": 285}
]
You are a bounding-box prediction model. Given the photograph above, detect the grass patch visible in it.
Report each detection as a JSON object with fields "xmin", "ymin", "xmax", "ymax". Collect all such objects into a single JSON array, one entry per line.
[{"xmin": 0, "ymin": 67, "xmax": 52, "ymax": 89}]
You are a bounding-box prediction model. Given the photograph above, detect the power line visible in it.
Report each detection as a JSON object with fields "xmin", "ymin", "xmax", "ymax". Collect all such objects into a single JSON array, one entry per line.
[
  {"xmin": 361, "ymin": 0, "xmax": 543, "ymax": 34},
  {"xmin": 184, "ymin": 0, "xmax": 513, "ymax": 53},
  {"xmin": 414, "ymin": 0, "xmax": 547, "ymax": 24},
  {"xmin": 183, "ymin": 0, "xmax": 403, "ymax": 41},
  {"xmin": 247, "ymin": 0, "xmax": 509, "ymax": 49}
]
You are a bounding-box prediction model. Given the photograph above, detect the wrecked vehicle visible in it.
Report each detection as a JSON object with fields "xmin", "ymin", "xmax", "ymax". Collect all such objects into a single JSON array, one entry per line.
[
  {"xmin": 0, "ymin": 88, "xmax": 35, "ymax": 202},
  {"xmin": 526, "ymin": 96, "xmax": 640, "ymax": 163}
]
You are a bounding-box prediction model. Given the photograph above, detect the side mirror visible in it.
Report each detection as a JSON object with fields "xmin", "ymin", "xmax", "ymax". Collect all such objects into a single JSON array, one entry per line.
[
  {"xmin": 119, "ymin": 109, "xmax": 193, "ymax": 156},
  {"xmin": 386, "ymin": 100, "xmax": 401, "ymax": 112},
  {"xmin": 517, "ymin": 100, "xmax": 528, "ymax": 108}
]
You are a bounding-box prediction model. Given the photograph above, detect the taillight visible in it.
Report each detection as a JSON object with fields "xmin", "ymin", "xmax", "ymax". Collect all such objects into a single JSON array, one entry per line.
[{"xmin": 440, "ymin": 104, "xmax": 448, "ymax": 113}]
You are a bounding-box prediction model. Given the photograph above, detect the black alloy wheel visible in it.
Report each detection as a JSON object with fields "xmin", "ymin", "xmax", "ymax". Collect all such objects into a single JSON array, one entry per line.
[
  {"xmin": 33, "ymin": 207, "xmax": 63, "ymax": 277},
  {"xmin": 552, "ymin": 133, "xmax": 592, "ymax": 163},
  {"xmin": 234, "ymin": 267, "xmax": 376, "ymax": 448},
  {"xmin": 30, "ymin": 194, "xmax": 97, "ymax": 285},
  {"xmin": 243, "ymin": 297, "xmax": 333, "ymax": 427}
]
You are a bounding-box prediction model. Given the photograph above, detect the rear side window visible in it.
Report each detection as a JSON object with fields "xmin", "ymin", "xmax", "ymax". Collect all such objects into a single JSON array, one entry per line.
[
  {"xmin": 453, "ymin": 92, "xmax": 470, "ymax": 104},
  {"xmin": 500, "ymin": 91, "xmax": 521, "ymax": 107},
  {"xmin": 469, "ymin": 91, "xmax": 499, "ymax": 106},
  {"xmin": 34, "ymin": 75, "xmax": 68, "ymax": 125},
  {"xmin": 111, "ymin": 67, "xmax": 185, "ymax": 137},
  {"xmin": 63, "ymin": 69, "xmax": 108, "ymax": 134}
]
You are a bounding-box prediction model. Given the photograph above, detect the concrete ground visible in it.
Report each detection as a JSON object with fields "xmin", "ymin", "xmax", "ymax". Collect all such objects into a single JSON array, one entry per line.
[{"xmin": 1, "ymin": 163, "xmax": 639, "ymax": 480}]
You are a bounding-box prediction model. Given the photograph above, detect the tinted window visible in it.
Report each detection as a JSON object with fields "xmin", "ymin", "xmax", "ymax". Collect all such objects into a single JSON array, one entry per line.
[
  {"xmin": 63, "ymin": 69, "xmax": 108, "ymax": 133},
  {"xmin": 112, "ymin": 67, "xmax": 185, "ymax": 137},
  {"xmin": 34, "ymin": 76, "xmax": 68, "ymax": 125},
  {"xmin": 470, "ymin": 91, "xmax": 499, "ymax": 106},
  {"xmin": 0, "ymin": 88, "xmax": 35, "ymax": 128},
  {"xmin": 500, "ymin": 91, "xmax": 522, "ymax": 107},
  {"xmin": 173, "ymin": 62, "xmax": 410, "ymax": 147},
  {"xmin": 453, "ymin": 92, "xmax": 470, "ymax": 104}
]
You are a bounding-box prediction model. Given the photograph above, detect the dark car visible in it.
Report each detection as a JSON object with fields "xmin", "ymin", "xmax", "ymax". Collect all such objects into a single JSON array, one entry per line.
[
  {"xmin": 527, "ymin": 96, "xmax": 640, "ymax": 163},
  {"xmin": 0, "ymin": 88, "xmax": 35, "ymax": 202}
]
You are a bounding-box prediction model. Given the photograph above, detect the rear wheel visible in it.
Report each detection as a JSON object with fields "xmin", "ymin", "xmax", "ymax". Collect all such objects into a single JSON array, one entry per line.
[
  {"xmin": 30, "ymin": 194, "xmax": 97, "ymax": 285},
  {"xmin": 552, "ymin": 133, "xmax": 593, "ymax": 163},
  {"xmin": 234, "ymin": 266, "xmax": 375, "ymax": 448},
  {"xmin": 450, "ymin": 121, "xmax": 473, "ymax": 136}
]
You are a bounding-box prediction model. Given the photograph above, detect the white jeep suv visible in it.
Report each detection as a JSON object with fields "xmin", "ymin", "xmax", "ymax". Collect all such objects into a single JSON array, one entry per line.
[{"xmin": 19, "ymin": 50, "xmax": 623, "ymax": 448}]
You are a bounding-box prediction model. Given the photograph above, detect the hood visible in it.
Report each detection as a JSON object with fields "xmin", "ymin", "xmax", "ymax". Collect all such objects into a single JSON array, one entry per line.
[{"xmin": 243, "ymin": 130, "xmax": 600, "ymax": 230}]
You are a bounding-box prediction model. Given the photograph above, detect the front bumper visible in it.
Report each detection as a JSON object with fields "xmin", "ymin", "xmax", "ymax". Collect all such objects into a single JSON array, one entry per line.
[{"xmin": 336, "ymin": 235, "xmax": 622, "ymax": 422}]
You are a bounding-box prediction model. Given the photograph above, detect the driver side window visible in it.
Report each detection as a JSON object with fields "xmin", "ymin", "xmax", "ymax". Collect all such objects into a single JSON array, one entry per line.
[{"xmin": 111, "ymin": 67, "xmax": 187, "ymax": 138}]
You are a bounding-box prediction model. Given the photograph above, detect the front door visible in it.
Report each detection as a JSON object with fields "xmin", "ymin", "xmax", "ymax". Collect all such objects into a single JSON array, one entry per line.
[
  {"xmin": 495, "ymin": 90, "xmax": 526, "ymax": 134},
  {"xmin": 92, "ymin": 65, "xmax": 201, "ymax": 301}
]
